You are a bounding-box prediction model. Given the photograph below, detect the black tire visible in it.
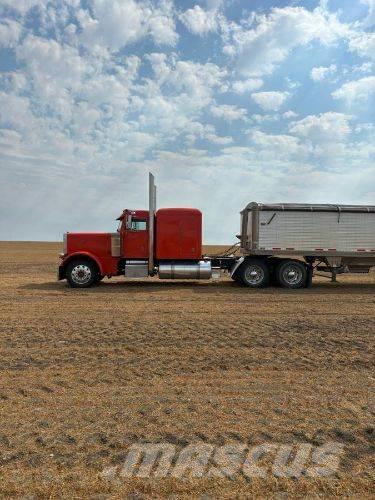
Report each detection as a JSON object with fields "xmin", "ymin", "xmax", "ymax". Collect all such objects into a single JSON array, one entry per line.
[
  {"xmin": 276, "ymin": 260, "xmax": 307, "ymax": 289},
  {"xmin": 66, "ymin": 259, "xmax": 98, "ymax": 288},
  {"xmin": 239, "ymin": 259, "xmax": 270, "ymax": 288}
]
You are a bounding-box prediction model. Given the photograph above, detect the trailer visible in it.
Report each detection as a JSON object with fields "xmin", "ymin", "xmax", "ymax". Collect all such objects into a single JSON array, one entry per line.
[
  {"xmin": 234, "ymin": 202, "xmax": 375, "ymax": 288},
  {"xmin": 58, "ymin": 173, "xmax": 375, "ymax": 289}
]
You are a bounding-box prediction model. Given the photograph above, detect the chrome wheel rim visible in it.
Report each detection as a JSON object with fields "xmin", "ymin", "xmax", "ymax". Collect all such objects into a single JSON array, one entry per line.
[
  {"xmin": 282, "ymin": 265, "xmax": 303, "ymax": 285},
  {"xmin": 244, "ymin": 265, "xmax": 264, "ymax": 285},
  {"xmin": 71, "ymin": 264, "xmax": 92, "ymax": 285}
]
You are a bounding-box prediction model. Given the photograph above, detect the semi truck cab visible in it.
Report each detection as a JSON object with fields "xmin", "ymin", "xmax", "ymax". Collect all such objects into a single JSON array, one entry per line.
[{"xmin": 58, "ymin": 174, "xmax": 212, "ymax": 287}]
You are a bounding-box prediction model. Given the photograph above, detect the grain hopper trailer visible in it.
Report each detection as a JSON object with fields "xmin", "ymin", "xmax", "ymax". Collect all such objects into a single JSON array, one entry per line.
[{"xmin": 58, "ymin": 173, "xmax": 375, "ymax": 289}]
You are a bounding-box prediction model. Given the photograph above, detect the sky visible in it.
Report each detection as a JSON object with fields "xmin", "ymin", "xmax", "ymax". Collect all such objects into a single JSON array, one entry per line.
[{"xmin": 0, "ymin": 0, "xmax": 374, "ymax": 243}]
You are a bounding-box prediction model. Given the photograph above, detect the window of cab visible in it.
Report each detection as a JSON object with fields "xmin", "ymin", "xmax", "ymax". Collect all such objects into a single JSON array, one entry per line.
[{"xmin": 131, "ymin": 219, "xmax": 147, "ymax": 231}]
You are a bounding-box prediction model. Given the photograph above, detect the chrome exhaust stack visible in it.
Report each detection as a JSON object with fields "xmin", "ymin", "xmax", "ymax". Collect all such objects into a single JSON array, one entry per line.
[{"xmin": 148, "ymin": 172, "xmax": 157, "ymax": 275}]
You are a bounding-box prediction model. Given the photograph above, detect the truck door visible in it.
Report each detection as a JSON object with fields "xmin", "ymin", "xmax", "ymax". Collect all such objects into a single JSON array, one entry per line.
[{"xmin": 122, "ymin": 213, "xmax": 149, "ymax": 259}]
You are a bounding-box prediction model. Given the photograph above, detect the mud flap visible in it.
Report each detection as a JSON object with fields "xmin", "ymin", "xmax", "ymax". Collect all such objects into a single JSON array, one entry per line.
[
  {"xmin": 305, "ymin": 266, "xmax": 313, "ymax": 288},
  {"xmin": 230, "ymin": 257, "xmax": 244, "ymax": 278}
]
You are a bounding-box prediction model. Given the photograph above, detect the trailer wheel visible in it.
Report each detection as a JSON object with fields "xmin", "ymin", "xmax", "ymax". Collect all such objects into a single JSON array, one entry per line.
[
  {"xmin": 239, "ymin": 259, "xmax": 270, "ymax": 288},
  {"xmin": 276, "ymin": 260, "xmax": 307, "ymax": 289},
  {"xmin": 66, "ymin": 259, "xmax": 98, "ymax": 288}
]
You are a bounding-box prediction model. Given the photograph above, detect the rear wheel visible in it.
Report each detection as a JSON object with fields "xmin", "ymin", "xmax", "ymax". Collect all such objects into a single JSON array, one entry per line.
[
  {"xmin": 66, "ymin": 259, "xmax": 98, "ymax": 288},
  {"xmin": 239, "ymin": 259, "xmax": 270, "ymax": 288},
  {"xmin": 276, "ymin": 260, "xmax": 307, "ymax": 289}
]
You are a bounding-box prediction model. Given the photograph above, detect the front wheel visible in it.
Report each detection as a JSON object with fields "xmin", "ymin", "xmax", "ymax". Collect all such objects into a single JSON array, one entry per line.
[
  {"xmin": 276, "ymin": 260, "xmax": 307, "ymax": 289},
  {"xmin": 239, "ymin": 259, "xmax": 270, "ymax": 288},
  {"xmin": 66, "ymin": 259, "xmax": 98, "ymax": 288}
]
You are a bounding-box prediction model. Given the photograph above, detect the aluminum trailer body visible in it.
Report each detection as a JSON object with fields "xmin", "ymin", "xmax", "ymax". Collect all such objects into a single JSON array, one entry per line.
[
  {"xmin": 240, "ymin": 202, "xmax": 375, "ymax": 258},
  {"xmin": 231, "ymin": 202, "xmax": 375, "ymax": 288}
]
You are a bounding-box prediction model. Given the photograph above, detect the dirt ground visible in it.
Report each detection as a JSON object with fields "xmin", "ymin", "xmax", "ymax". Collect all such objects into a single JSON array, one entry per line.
[{"xmin": 0, "ymin": 241, "xmax": 374, "ymax": 498}]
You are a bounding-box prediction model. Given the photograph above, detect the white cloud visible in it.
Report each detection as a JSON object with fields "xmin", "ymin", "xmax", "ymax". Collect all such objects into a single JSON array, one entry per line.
[
  {"xmin": 182, "ymin": 122, "xmax": 232, "ymax": 146},
  {"xmin": 114, "ymin": 131, "xmax": 158, "ymax": 161},
  {"xmin": 355, "ymin": 122, "xmax": 375, "ymax": 134},
  {"xmin": 310, "ymin": 64, "xmax": 337, "ymax": 81},
  {"xmin": 146, "ymin": 52, "xmax": 171, "ymax": 82},
  {"xmin": 0, "ymin": 92, "xmax": 35, "ymax": 131},
  {"xmin": 0, "ymin": 0, "xmax": 44, "ymax": 15},
  {"xmin": 180, "ymin": 5, "xmax": 219, "ymax": 35},
  {"xmin": 134, "ymin": 59, "xmax": 227, "ymax": 140},
  {"xmin": 251, "ymin": 91, "xmax": 290, "ymax": 111},
  {"xmin": 348, "ymin": 32, "xmax": 375, "ymax": 60},
  {"xmin": 283, "ymin": 110, "xmax": 298, "ymax": 119},
  {"xmin": 356, "ymin": 61, "xmax": 373, "ymax": 73},
  {"xmin": 166, "ymin": 61, "xmax": 226, "ymax": 99},
  {"xmin": 332, "ymin": 76, "xmax": 375, "ymax": 104},
  {"xmin": 360, "ymin": 0, "xmax": 375, "ymax": 28},
  {"xmin": 0, "ymin": 20, "xmax": 22, "ymax": 47},
  {"xmin": 205, "ymin": 133, "xmax": 233, "ymax": 145},
  {"xmin": 147, "ymin": 0, "xmax": 178, "ymax": 45},
  {"xmin": 250, "ymin": 130, "xmax": 307, "ymax": 159},
  {"xmin": 224, "ymin": 6, "xmax": 349, "ymax": 77},
  {"xmin": 78, "ymin": 0, "xmax": 178, "ymax": 50},
  {"xmin": 250, "ymin": 114, "xmax": 279, "ymax": 124},
  {"xmin": 232, "ymin": 78, "xmax": 263, "ymax": 94},
  {"xmin": 210, "ymin": 104, "xmax": 247, "ymax": 121},
  {"xmin": 206, "ymin": 0, "xmax": 224, "ymax": 8},
  {"xmin": 16, "ymin": 35, "xmax": 89, "ymax": 91},
  {"xmin": 285, "ymin": 77, "xmax": 301, "ymax": 90},
  {"xmin": 289, "ymin": 112, "xmax": 352, "ymax": 142}
]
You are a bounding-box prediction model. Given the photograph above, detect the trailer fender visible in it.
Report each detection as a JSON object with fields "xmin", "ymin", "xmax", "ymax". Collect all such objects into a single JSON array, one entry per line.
[{"xmin": 230, "ymin": 257, "xmax": 245, "ymax": 278}]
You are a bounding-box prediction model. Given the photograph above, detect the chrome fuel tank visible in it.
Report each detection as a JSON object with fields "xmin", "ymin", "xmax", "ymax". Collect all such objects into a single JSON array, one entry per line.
[{"xmin": 158, "ymin": 261, "xmax": 212, "ymax": 279}]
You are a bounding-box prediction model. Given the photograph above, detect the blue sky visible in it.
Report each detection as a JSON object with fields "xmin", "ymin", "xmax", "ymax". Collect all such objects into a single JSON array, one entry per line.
[{"xmin": 0, "ymin": 0, "xmax": 374, "ymax": 242}]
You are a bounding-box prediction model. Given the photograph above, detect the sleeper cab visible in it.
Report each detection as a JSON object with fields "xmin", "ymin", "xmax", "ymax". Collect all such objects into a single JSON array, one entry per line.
[{"xmin": 155, "ymin": 208, "xmax": 202, "ymax": 261}]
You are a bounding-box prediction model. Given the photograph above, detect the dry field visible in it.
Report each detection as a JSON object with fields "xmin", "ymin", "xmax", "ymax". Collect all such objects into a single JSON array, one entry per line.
[{"xmin": 0, "ymin": 241, "xmax": 374, "ymax": 498}]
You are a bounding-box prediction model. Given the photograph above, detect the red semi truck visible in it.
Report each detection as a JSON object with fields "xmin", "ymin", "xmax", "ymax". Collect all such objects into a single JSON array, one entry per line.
[{"xmin": 58, "ymin": 173, "xmax": 375, "ymax": 289}]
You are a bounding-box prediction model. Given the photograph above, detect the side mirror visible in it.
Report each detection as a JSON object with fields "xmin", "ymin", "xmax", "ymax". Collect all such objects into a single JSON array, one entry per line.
[{"xmin": 125, "ymin": 214, "xmax": 132, "ymax": 230}]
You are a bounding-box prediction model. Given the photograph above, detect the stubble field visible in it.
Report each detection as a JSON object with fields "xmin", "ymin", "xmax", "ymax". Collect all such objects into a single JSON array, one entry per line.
[{"xmin": 0, "ymin": 241, "xmax": 374, "ymax": 498}]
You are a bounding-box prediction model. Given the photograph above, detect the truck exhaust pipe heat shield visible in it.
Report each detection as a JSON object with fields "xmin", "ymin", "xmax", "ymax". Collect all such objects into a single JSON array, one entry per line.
[{"xmin": 158, "ymin": 261, "xmax": 212, "ymax": 279}]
